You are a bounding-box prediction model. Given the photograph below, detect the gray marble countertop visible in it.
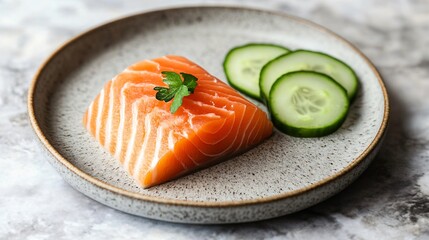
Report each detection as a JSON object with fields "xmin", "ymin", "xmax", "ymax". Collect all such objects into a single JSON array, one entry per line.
[{"xmin": 1, "ymin": 0, "xmax": 428, "ymax": 239}]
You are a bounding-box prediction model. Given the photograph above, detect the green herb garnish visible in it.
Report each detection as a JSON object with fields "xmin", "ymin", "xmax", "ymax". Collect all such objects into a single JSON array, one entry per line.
[{"xmin": 154, "ymin": 71, "xmax": 198, "ymax": 114}]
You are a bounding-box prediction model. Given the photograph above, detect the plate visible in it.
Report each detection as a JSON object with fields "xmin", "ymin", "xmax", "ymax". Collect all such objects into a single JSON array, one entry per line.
[{"xmin": 28, "ymin": 6, "xmax": 389, "ymax": 224}]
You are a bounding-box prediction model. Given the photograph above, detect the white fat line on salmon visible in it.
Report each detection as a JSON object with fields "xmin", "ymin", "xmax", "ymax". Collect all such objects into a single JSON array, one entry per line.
[
  {"xmin": 122, "ymin": 82, "xmax": 157, "ymax": 89},
  {"xmin": 180, "ymin": 117, "xmax": 230, "ymax": 159},
  {"xmin": 112, "ymin": 81, "xmax": 151, "ymax": 159},
  {"xmin": 191, "ymin": 112, "xmax": 222, "ymax": 125},
  {"xmin": 180, "ymin": 97, "xmax": 232, "ymax": 147},
  {"xmin": 95, "ymin": 88, "xmax": 105, "ymax": 140},
  {"xmin": 161, "ymin": 115, "xmax": 193, "ymax": 169},
  {"xmin": 86, "ymin": 101, "xmax": 94, "ymax": 130},
  {"xmin": 235, "ymin": 106, "xmax": 257, "ymax": 151},
  {"xmin": 204, "ymin": 113, "xmax": 220, "ymax": 118},
  {"xmin": 225, "ymin": 105, "xmax": 246, "ymax": 153},
  {"xmin": 156, "ymin": 56, "xmax": 212, "ymax": 80},
  {"xmin": 244, "ymin": 110, "xmax": 262, "ymax": 148},
  {"xmin": 180, "ymin": 130, "xmax": 189, "ymax": 139},
  {"xmin": 198, "ymin": 87, "xmax": 237, "ymax": 98},
  {"xmin": 251, "ymin": 121, "xmax": 264, "ymax": 145},
  {"xmin": 166, "ymin": 103, "xmax": 227, "ymax": 165},
  {"xmin": 167, "ymin": 130, "xmax": 175, "ymax": 150},
  {"xmin": 133, "ymin": 112, "xmax": 152, "ymax": 179},
  {"xmin": 164, "ymin": 126, "xmax": 189, "ymax": 169},
  {"xmin": 194, "ymin": 115, "xmax": 229, "ymax": 145},
  {"xmin": 201, "ymin": 115, "xmax": 236, "ymax": 157},
  {"xmin": 174, "ymin": 129, "xmax": 200, "ymax": 167},
  {"xmin": 162, "ymin": 56, "xmax": 203, "ymax": 72},
  {"xmin": 114, "ymin": 90, "xmax": 127, "ymax": 159},
  {"xmin": 192, "ymin": 100, "xmax": 204, "ymax": 107},
  {"xmin": 193, "ymin": 91, "xmax": 234, "ymax": 109},
  {"xmin": 150, "ymin": 125, "xmax": 164, "ymax": 169},
  {"xmin": 147, "ymin": 60, "xmax": 161, "ymax": 71},
  {"xmin": 185, "ymin": 92, "xmax": 232, "ymax": 115},
  {"xmin": 182, "ymin": 109, "xmax": 196, "ymax": 129},
  {"xmin": 105, "ymin": 77, "xmax": 116, "ymax": 149},
  {"xmin": 123, "ymin": 69, "xmax": 161, "ymax": 76},
  {"xmin": 123, "ymin": 101, "xmax": 140, "ymax": 170},
  {"xmin": 250, "ymin": 119, "xmax": 263, "ymax": 145},
  {"xmin": 201, "ymin": 88, "xmax": 248, "ymax": 105}
]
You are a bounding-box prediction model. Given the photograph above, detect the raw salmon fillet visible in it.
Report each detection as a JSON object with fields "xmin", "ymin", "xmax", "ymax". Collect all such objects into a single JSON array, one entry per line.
[{"xmin": 83, "ymin": 55, "xmax": 273, "ymax": 188}]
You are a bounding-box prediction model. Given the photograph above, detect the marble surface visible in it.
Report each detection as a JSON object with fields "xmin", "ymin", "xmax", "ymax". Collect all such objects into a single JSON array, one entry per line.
[{"xmin": 0, "ymin": 0, "xmax": 428, "ymax": 239}]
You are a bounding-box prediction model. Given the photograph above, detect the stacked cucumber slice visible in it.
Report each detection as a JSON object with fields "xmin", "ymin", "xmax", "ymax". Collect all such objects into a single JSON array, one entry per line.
[
  {"xmin": 270, "ymin": 71, "xmax": 349, "ymax": 137},
  {"xmin": 223, "ymin": 44, "xmax": 358, "ymax": 137},
  {"xmin": 223, "ymin": 44, "xmax": 289, "ymax": 99},
  {"xmin": 260, "ymin": 50, "xmax": 358, "ymax": 102}
]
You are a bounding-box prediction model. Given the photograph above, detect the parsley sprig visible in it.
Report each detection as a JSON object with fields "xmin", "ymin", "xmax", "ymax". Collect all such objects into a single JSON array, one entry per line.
[{"xmin": 154, "ymin": 71, "xmax": 198, "ymax": 114}]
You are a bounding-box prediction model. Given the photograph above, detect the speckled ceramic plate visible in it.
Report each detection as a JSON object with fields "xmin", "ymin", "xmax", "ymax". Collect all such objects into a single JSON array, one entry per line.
[{"xmin": 28, "ymin": 6, "xmax": 389, "ymax": 224}]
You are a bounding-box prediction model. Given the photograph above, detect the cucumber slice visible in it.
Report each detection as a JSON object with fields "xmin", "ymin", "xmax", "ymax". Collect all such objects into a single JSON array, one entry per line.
[
  {"xmin": 223, "ymin": 43, "xmax": 289, "ymax": 100},
  {"xmin": 260, "ymin": 50, "xmax": 359, "ymax": 101},
  {"xmin": 269, "ymin": 71, "xmax": 349, "ymax": 137}
]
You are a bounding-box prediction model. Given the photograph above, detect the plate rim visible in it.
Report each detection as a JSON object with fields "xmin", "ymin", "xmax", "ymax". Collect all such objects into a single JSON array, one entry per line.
[{"xmin": 27, "ymin": 5, "xmax": 390, "ymax": 208}]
